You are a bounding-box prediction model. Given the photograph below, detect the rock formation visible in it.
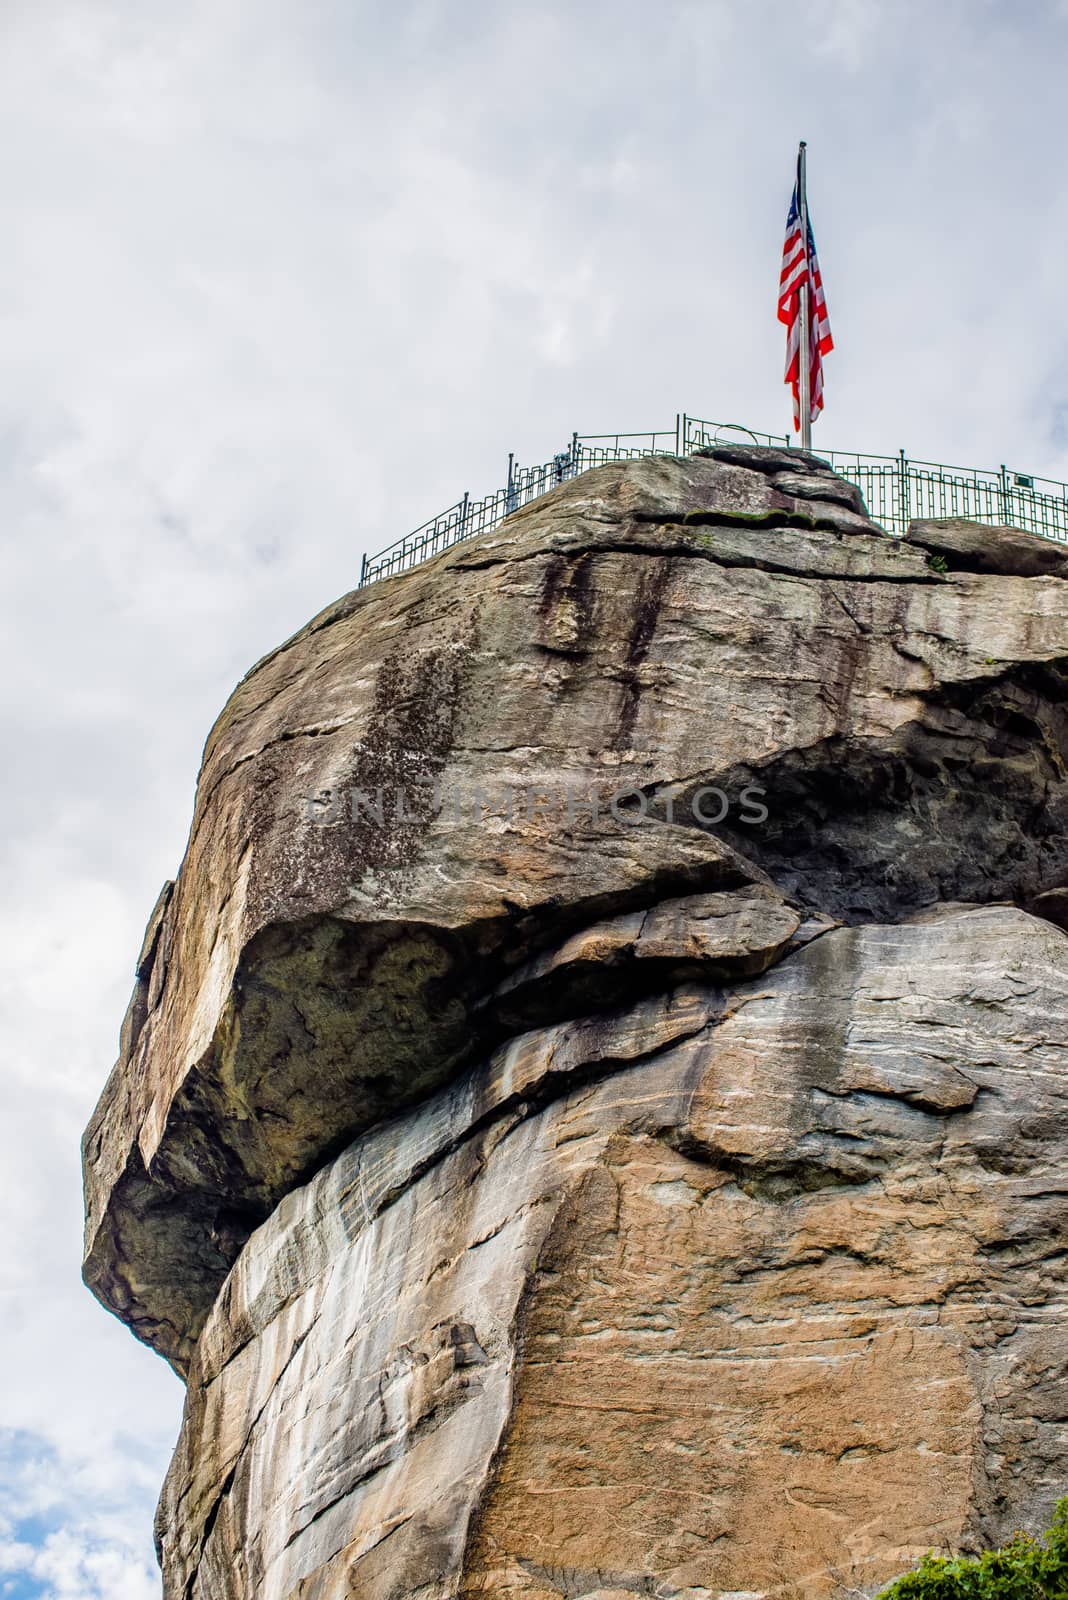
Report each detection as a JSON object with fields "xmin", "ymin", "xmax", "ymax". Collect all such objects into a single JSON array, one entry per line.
[{"xmin": 82, "ymin": 447, "xmax": 1068, "ymax": 1599}]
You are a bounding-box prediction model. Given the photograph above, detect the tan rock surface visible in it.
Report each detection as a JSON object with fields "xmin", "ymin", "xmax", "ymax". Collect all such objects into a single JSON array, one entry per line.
[
  {"xmin": 157, "ymin": 909, "xmax": 1068, "ymax": 1600},
  {"xmin": 82, "ymin": 445, "xmax": 1068, "ymax": 1597},
  {"xmin": 83, "ymin": 452, "xmax": 1068, "ymax": 1371}
]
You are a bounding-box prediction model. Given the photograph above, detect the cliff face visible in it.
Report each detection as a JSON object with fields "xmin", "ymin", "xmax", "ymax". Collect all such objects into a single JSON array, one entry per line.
[{"xmin": 82, "ymin": 446, "xmax": 1068, "ymax": 1600}]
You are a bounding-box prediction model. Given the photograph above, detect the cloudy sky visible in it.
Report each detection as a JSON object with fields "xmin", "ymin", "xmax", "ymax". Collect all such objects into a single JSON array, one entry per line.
[{"xmin": 3, "ymin": 1, "xmax": 1068, "ymax": 1593}]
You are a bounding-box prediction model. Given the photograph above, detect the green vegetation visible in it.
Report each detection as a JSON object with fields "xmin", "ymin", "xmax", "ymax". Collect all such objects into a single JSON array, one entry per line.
[
  {"xmin": 877, "ymin": 1499, "xmax": 1068, "ymax": 1599},
  {"xmin": 926, "ymin": 552, "xmax": 949, "ymax": 573}
]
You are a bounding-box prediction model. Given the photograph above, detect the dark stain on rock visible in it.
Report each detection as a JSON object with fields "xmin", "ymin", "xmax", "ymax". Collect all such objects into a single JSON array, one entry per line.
[
  {"xmin": 537, "ymin": 551, "xmax": 569, "ymax": 617},
  {"xmin": 344, "ymin": 638, "xmax": 466, "ymax": 866},
  {"xmin": 246, "ymin": 626, "xmax": 476, "ymax": 935},
  {"xmin": 615, "ymin": 558, "xmax": 672, "ymax": 748},
  {"xmin": 536, "ymin": 551, "xmax": 596, "ymax": 656}
]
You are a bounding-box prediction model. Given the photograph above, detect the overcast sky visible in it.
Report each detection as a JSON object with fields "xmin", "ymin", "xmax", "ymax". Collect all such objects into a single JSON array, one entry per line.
[{"xmin": 3, "ymin": 2, "xmax": 1068, "ymax": 1594}]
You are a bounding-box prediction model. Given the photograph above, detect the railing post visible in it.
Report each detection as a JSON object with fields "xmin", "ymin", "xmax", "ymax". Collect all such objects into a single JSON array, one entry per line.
[
  {"xmin": 898, "ymin": 449, "xmax": 909, "ymax": 535},
  {"xmin": 506, "ymin": 452, "xmax": 516, "ymax": 514},
  {"xmin": 359, "ymin": 552, "xmax": 368, "ymax": 586},
  {"xmin": 571, "ymin": 431, "xmax": 579, "ymax": 476},
  {"xmin": 676, "ymin": 413, "xmax": 682, "ymax": 456},
  {"xmin": 999, "ymin": 465, "xmax": 1011, "ymax": 526},
  {"xmin": 459, "ymin": 491, "xmax": 470, "ymax": 538}
]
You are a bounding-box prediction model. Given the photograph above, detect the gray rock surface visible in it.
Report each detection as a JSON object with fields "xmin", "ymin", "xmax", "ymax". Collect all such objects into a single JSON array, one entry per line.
[
  {"xmin": 82, "ymin": 447, "xmax": 1068, "ymax": 1598},
  {"xmin": 906, "ymin": 515, "xmax": 1068, "ymax": 578}
]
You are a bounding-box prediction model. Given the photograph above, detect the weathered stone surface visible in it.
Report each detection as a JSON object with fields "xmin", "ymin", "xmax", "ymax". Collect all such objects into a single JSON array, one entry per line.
[
  {"xmin": 488, "ymin": 886, "xmax": 803, "ymax": 1029},
  {"xmin": 83, "ymin": 453, "xmax": 1068, "ymax": 1373},
  {"xmin": 82, "ymin": 445, "xmax": 1068, "ymax": 1597},
  {"xmin": 693, "ymin": 442, "xmax": 834, "ymax": 475},
  {"xmin": 156, "ymin": 908, "xmax": 1068, "ymax": 1600},
  {"xmin": 906, "ymin": 516, "xmax": 1068, "ymax": 578},
  {"xmin": 1027, "ymin": 886, "xmax": 1068, "ymax": 932}
]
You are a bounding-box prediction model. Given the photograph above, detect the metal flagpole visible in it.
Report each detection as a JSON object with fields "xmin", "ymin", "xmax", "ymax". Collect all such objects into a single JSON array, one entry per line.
[{"xmin": 797, "ymin": 141, "xmax": 812, "ymax": 451}]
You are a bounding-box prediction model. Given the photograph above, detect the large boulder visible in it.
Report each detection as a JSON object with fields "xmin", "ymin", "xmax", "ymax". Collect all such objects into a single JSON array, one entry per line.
[
  {"xmin": 906, "ymin": 515, "xmax": 1068, "ymax": 578},
  {"xmin": 82, "ymin": 447, "xmax": 1068, "ymax": 1598}
]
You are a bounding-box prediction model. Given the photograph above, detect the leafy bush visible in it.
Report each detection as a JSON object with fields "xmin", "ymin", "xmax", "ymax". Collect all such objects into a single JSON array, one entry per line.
[{"xmin": 877, "ymin": 1498, "xmax": 1068, "ymax": 1599}]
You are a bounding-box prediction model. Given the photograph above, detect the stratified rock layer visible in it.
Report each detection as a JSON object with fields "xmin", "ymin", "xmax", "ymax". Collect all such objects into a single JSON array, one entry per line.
[
  {"xmin": 157, "ymin": 907, "xmax": 1068, "ymax": 1600},
  {"xmin": 83, "ymin": 447, "xmax": 1068, "ymax": 1599}
]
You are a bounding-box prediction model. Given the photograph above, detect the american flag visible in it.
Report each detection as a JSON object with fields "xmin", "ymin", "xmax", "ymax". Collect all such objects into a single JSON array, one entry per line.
[{"xmin": 778, "ymin": 161, "xmax": 833, "ymax": 432}]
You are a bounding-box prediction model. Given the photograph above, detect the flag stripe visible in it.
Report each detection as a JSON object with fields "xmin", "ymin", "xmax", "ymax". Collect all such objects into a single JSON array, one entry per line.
[{"xmin": 778, "ymin": 171, "xmax": 833, "ymax": 430}]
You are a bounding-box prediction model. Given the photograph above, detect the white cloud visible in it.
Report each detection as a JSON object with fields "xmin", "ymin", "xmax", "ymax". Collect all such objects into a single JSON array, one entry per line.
[
  {"xmin": 3, "ymin": 2, "xmax": 1068, "ymax": 1594},
  {"xmin": 0, "ymin": 1432, "xmax": 162, "ymax": 1599},
  {"xmin": 0, "ymin": 1527, "xmax": 158, "ymax": 1600}
]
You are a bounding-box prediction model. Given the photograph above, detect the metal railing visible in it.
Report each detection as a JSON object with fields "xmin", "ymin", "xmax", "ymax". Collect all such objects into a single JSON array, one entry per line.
[{"xmin": 358, "ymin": 414, "xmax": 1068, "ymax": 586}]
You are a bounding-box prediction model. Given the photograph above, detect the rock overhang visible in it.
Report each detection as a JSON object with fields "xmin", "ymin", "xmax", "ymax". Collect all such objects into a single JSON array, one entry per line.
[{"xmin": 82, "ymin": 444, "xmax": 1068, "ymax": 1374}]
